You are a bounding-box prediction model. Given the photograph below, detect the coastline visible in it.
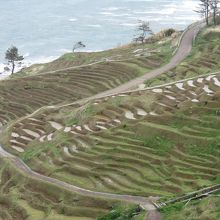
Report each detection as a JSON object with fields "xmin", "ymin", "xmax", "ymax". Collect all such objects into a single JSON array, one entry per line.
[
  {"xmin": 0, "ymin": 19, "xmax": 200, "ymax": 81},
  {"xmin": 0, "ymin": 49, "xmax": 107, "ymax": 80},
  {"xmin": 0, "ymin": 0, "xmax": 200, "ymax": 81},
  {"xmin": 0, "ymin": 56, "xmax": 59, "ymax": 80}
]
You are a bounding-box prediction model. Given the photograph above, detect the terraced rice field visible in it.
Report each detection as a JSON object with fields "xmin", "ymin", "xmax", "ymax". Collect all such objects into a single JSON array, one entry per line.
[
  {"xmin": 0, "ymin": 47, "xmax": 172, "ymax": 128},
  {"xmin": 145, "ymin": 27, "xmax": 220, "ymax": 87},
  {"xmin": 3, "ymin": 73, "xmax": 220, "ymax": 199},
  {"xmin": 1, "ymin": 26, "xmax": 220, "ymax": 219},
  {"xmin": 17, "ymin": 31, "xmax": 176, "ymax": 77},
  {"xmin": 0, "ymin": 157, "xmax": 127, "ymax": 220}
]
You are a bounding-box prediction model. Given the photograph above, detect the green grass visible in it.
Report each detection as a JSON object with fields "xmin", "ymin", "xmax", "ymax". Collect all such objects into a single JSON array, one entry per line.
[
  {"xmin": 21, "ymin": 142, "xmax": 60, "ymax": 162},
  {"xmin": 15, "ymin": 32, "xmax": 176, "ymax": 78},
  {"xmin": 0, "ymin": 158, "xmax": 128, "ymax": 220},
  {"xmin": 186, "ymin": 138, "xmax": 220, "ymax": 157},
  {"xmin": 65, "ymin": 104, "xmax": 96, "ymax": 126},
  {"xmin": 0, "ymin": 28, "xmax": 176, "ymax": 131},
  {"xmin": 161, "ymin": 195, "xmax": 220, "ymax": 220},
  {"xmin": 2, "ymin": 24, "xmax": 220, "ymax": 220},
  {"xmin": 160, "ymin": 202, "xmax": 184, "ymax": 218},
  {"xmin": 98, "ymin": 205, "xmax": 144, "ymax": 220},
  {"xmin": 145, "ymin": 25, "xmax": 220, "ymax": 87},
  {"xmin": 136, "ymin": 136, "xmax": 174, "ymax": 156},
  {"xmin": 3, "ymin": 73, "xmax": 220, "ymax": 198}
]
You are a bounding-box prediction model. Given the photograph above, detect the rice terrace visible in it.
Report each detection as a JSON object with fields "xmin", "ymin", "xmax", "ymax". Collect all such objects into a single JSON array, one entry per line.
[{"xmin": 0, "ymin": 1, "xmax": 220, "ymax": 220}]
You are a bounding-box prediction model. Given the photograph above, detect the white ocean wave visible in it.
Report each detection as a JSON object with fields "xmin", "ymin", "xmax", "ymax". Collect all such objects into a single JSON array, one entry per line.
[
  {"xmin": 111, "ymin": 13, "xmax": 131, "ymax": 17},
  {"xmin": 99, "ymin": 12, "xmax": 114, "ymax": 16},
  {"xmin": 0, "ymin": 0, "xmax": 201, "ymax": 67},
  {"xmin": 56, "ymin": 48, "xmax": 72, "ymax": 53},
  {"xmin": 23, "ymin": 52, "xmax": 30, "ymax": 58},
  {"xmin": 120, "ymin": 23, "xmax": 139, "ymax": 27},
  {"xmin": 87, "ymin": 24, "xmax": 102, "ymax": 28},
  {"xmin": 28, "ymin": 56, "xmax": 58, "ymax": 64},
  {"xmin": 69, "ymin": 18, "xmax": 78, "ymax": 22},
  {"xmin": 0, "ymin": 55, "xmax": 58, "ymax": 80},
  {"xmin": 102, "ymin": 7, "xmax": 121, "ymax": 11},
  {"xmin": 134, "ymin": 8, "xmax": 176, "ymax": 15},
  {"xmin": 0, "ymin": 63, "xmax": 11, "ymax": 80}
]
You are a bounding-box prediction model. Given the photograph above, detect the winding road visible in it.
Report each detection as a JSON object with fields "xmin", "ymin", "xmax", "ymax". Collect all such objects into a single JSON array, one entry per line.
[
  {"xmin": 93, "ymin": 21, "xmax": 204, "ymax": 98},
  {"xmin": 0, "ymin": 146, "xmax": 156, "ymax": 209},
  {"xmin": 0, "ymin": 21, "xmax": 204, "ymax": 220}
]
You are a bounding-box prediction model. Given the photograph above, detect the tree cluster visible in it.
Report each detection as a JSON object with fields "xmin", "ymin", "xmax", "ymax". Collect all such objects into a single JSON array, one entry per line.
[{"xmin": 196, "ymin": 0, "xmax": 220, "ymax": 25}]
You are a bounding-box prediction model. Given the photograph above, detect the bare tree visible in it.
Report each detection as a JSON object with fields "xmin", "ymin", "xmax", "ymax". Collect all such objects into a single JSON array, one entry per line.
[
  {"xmin": 5, "ymin": 46, "xmax": 24, "ymax": 74},
  {"xmin": 210, "ymin": 0, "xmax": 220, "ymax": 25},
  {"xmin": 195, "ymin": 0, "xmax": 210, "ymax": 25},
  {"xmin": 133, "ymin": 20, "xmax": 153, "ymax": 44},
  {"xmin": 73, "ymin": 41, "xmax": 86, "ymax": 53}
]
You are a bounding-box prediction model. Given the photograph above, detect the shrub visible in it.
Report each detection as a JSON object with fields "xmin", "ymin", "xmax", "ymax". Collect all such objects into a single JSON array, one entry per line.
[
  {"xmin": 98, "ymin": 205, "xmax": 141, "ymax": 220},
  {"xmin": 163, "ymin": 28, "xmax": 176, "ymax": 37}
]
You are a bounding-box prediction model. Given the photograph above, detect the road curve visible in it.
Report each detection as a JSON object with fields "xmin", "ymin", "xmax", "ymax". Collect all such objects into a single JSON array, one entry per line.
[
  {"xmin": 6, "ymin": 21, "xmax": 204, "ymax": 130},
  {"xmin": 145, "ymin": 210, "xmax": 161, "ymax": 220},
  {"xmin": 0, "ymin": 21, "xmax": 204, "ymax": 219},
  {"xmin": 0, "ymin": 146, "xmax": 156, "ymax": 210},
  {"xmin": 92, "ymin": 21, "xmax": 204, "ymax": 99}
]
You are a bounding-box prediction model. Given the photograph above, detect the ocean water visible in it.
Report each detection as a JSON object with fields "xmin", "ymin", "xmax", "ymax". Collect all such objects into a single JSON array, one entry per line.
[{"xmin": 0, "ymin": 0, "xmax": 199, "ymax": 75}]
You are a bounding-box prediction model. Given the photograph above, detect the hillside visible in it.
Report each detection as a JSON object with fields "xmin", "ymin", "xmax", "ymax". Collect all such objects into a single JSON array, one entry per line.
[
  {"xmin": 161, "ymin": 196, "xmax": 220, "ymax": 220},
  {"xmin": 14, "ymin": 29, "xmax": 178, "ymax": 78},
  {"xmin": 2, "ymin": 70, "xmax": 220, "ymax": 194},
  {"xmin": 0, "ymin": 158, "xmax": 126, "ymax": 220},
  {"xmin": 0, "ymin": 22, "xmax": 220, "ymax": 220},
  {"xmin": 0, "ymin": 31, "xmax": 178, "ymax": 130},
  {"xmin": 145, "ymin": 26, "xmax": 220, "ymax": 87}
]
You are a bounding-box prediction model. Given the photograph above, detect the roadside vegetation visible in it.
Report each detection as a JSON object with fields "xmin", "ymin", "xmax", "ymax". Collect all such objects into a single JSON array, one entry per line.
[
  {"xmin": 0, "ymin": 158, "xmax": 128, "ymax": 220},
  {"xmin": 146, "ymin": 20, "xmax": 220, "ymax": 87},
  {"xmin": 160, "ymin": 194, "xmax": 220, "ymax": 220},
  {"xmin": 98, "ymin": 205, "xmax": 145, "ymax": 220}
]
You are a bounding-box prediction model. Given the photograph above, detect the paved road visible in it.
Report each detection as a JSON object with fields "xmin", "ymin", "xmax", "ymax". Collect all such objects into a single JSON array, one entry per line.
[
  {"xmin": 0, "ymin": 146, "xmax": 156, "ymax": 209},
  {"xmin": 6, "ymin": 21, "xmax": 204, "ymax": 130},
  {"xmin": 0, "ymin": 21, "xmax": 204, "ymax": 219},
  {"xmin": 146, "ymin": 210, "xmax": 162, "ymax": 220},
  {"xmin": 91, "ymin": 21, "xmax": 204, "ymax": 99}
]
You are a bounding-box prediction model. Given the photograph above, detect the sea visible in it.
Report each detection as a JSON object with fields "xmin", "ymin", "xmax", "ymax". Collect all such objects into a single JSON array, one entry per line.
[{"xmin": 0, "ymin": 0, "xmax": 199, "ymax": 78}]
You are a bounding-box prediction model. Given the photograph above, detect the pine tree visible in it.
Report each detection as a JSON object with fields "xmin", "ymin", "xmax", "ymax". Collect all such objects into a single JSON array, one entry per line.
[
  {"xmin": 5, "ymin": 46, "xmax": 24, "ymax": 74},
  {"xmin": 133, "ymin": 20, "xmax": 153, "ymax": 44}
]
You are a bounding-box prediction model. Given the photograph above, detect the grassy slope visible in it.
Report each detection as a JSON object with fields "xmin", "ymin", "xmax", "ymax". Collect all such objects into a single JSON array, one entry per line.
[
  {"xmin": 0, "ymin": 157, "xmax": 139, "ymax": 220},
  {"xmin": 3, "ymin": 73, "xmax": 220, "ymax": 198},
  {"xmin": 0, "ymin": 32, "xmax": 177, "ymax": 130},
  {"xmin": 0, "ymin": 28, "xmax": 178, "ymax": 220},
  {"xmin": 13, "ymin": 31, "xmax": 177, "ymax": 78},
  {"xmin": 160, "ymin": 194, "xmax": 220, "ymax": 220},
  {"xmin": 145, "ymin": 25, "xmax": 220, "ymax": 87},
  {"xmin": 2, "ymin": 26, "xmax": 220, "ymax": 220},
  {"xmin": 98, "ymin": 205, "xmax": 145, "ymax": 220}
]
